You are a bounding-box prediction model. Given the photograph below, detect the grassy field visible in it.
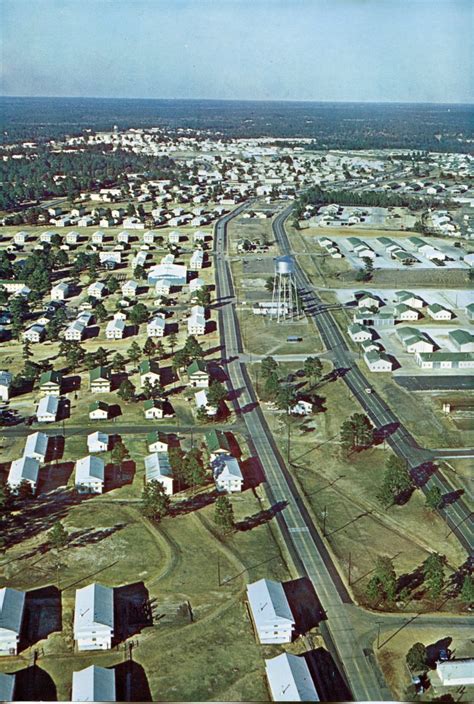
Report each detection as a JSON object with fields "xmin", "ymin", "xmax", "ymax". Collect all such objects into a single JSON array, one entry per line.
[
  {"xmin": 247, "ymin": 361, "xmax": 468, "ymax": 611},
  {"xmin": 238, "ymin": 308, "xmax": 322, "ymax": 356},
  {"xmin": 376, "ymin": 623, "xmax": 474, "ymax": 702},
  {"xmin": 0, "ymin": 440, "xmax": 295, "ymax": 701}
]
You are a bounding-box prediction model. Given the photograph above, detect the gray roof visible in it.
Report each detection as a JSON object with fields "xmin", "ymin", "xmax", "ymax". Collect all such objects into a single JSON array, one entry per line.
[
  {"xmin": 37, "ymin": 395, "xmax": 59, "ymax": 416},
  {"xmin": 0, "ymin": 673, "xmax": 15, "ymax": 701},
  {"xmin": 9, "ymin": 456, "xmax": 40, "ymax": 484},
  {"xmin": 75, "ymin": 456, "xmax": 105, "ymax": 483},
  {"xmin": 0, "ymin": 587, "xmax": 25, "ymax": 635},
  {"xmin": 74, "ymin": 583, "xmax": 114, "ymax": 632},
  {"xmin": 265, "ymin": 653, "xmax": 319, "ymax": 701},
  {"xmin": 145, "ymin": 452, "xmax": 172, "ymax": 482},
  {"xmin": 24, "ymin": 431, "xmax": 48, "ymax": 459},
  {"xmin": 72, "ymin": 665, "xmax": 116, "ymax": 702},
  {"xmin": 212, "ymin": 455, "xmax": 243, "ymax": 482},
  {"xmin": 246, "ymin": 579, "xmax": 294, "ymax": 631}
]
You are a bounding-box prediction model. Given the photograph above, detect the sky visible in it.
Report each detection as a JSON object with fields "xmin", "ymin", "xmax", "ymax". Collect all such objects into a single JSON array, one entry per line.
[{"xmin": 1, "ymin": 0, "xmax": 472, "ymax": 103}]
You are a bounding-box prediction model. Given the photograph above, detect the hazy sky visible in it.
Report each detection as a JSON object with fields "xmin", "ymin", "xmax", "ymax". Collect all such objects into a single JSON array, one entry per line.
[{"xmin": 1, "ymin": 0, "xmax": 472, "ymax": 103}]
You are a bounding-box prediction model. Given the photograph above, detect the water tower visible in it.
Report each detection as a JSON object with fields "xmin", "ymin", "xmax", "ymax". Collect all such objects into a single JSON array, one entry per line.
[{"xmin": 271, "ymin": 255, "xmax": 300, "ymax": 322}]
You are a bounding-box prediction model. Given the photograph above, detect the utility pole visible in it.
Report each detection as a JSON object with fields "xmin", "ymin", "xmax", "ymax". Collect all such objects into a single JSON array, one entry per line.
[
  {"xmin": 348, "ymin": 551, "xmax": 352, "ymax": 585},
  {"xmin": 287, "ymin": 416, "xmax": 291, "ymax": 463},
  {"xmin": 377, "ymin": 621, "xmax": 381, "ymax": 649},
  {"xmin": 217, "ymin": 554, "xmax": 221, "ymax": 587},
  {"xmin": 322, "ymin": 506, "xmax": 327, "ymax": 537}
]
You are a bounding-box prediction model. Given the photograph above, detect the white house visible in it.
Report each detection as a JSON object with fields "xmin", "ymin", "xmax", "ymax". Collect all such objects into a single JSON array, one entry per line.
[
  {"xmin": 246, "ymin": 579, "xmax": 295, "ymax": 644},
  {"xmin": 23, "ymin": 431, "xmax": 48, "ymax": 462},
  {"xmin": 427, "ymin": 303, "xmax": 454, "ymax": 321},
  {"xmin": 88, "ymin": 282, "xmax": 106, "ymax": 299},
  {"xmin": 8, "ymin": 456, "xmax": 40, "ymax": 494},
  {"xmin": 36, "ymin": 395, "xmax": 59, "ymax": 423},
  {"xmin": 75, "ymin": 456, "xmax": 105, "ymax": 494},
  {"xmin": 290, "ymin": 400, "xmax": 313, "ymax": 416},
  {"xmin": 395, "ymin": 291, "xmax": 424, "ymax": 309},
  {"xmin": 143, "ymin": 399, "xmax": 164, "ymax": 419},
  {"xmin": 449, "ymin": 329, "xmax": 474, "ymax": 352},
  {"xmin": 0, "ymin": 588, "xmax": 25, "ymax": 656},
  {"xmin": 143, "ymin": 230, "xmax": 156, "ymax": 244},
  {"xmin": 394, "ymin": 304, "xmax": 421, "ymax": 321},
  {"xmin": 195, "ymin": 389, "xmax": 217, "ymax": 417},
  {"xmin": 13, "ymin": 231, "xmax": 27, "ymax": 245},
  {"xmin": 0, "ymin": 370, "xmax": 13, "ymax": 401},
  {"xmin": 22, "ymin": 324, "xmax": 45, "ymax": 343},
  {"xmin": 117, "ymin": 230, "xmax": 130, "ymax": 244},
  {"xmin": 144, "ymin": 452, "xmax": 174, "ymax": 495},
  {"xmin": 147, "ymin": 431, "xmax": 169, "ymax": 453},
  {"xmin": 74, "ymin": 583, "xmax": 114, "ymax": 651},
  {"xmin": 189, "ymin": 277, "xmax": 205, "ymax": 295},
  {"xmin": 51, "ymin": 282, "xmax": 69, "ymax": 301},
  {"xmin": 147, "ymin": 315, "xmax": 166, "ymax": 337},
  {"xmin": 265, "ymin": 653, "xmax": 319, "ymax": 702},
  {"xmin": 190, "ymin": 250, "xmax": 204, "ymax": 269},
  {"xmin": 121, "ymin": 280, "xmax": 138, "ymax": 298},
  {"xmin": 89, "ymin": 401, "xmax": 110, "ymax": 420},
  {"xmin": 65, "ymin": 319, "xmax": 86, "ymax": 341},
  {"xmin": 364, "ymin": 350, "xmax": 393, "ymax": 372},
  {"xmin": 87, "ymin": 431, "xmax": 109, "ymax": 453},
  {"xmin": 348, "ymin": 324, "xmax": 372, "ymax": 343},
  {"xmin": 72, "ymin": 665, "xmax": 116, "ymax": 702},
  {"xmin": 105, "ymin": 318, "xmax": 125, "ymax": 339},
  {"xmin": 168, "ymin": 230, "xmax": 181, "ymax": 244},
  {"xmin": 436, "ymin": 659, "xmax": 474, "ymax": 687},
  {"xmin": 188, "ymin": 305, "xmax": 206, "ymax": 335},
  {"xmin": 212, "ymin": 455, "xmax": 243, "ymax": 493},
  {"xmin": 91, "ymin": 231, "xmax": 105, "ymax": 244}
]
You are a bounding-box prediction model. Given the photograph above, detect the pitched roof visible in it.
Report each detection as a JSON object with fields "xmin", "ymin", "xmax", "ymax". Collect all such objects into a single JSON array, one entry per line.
[
  {"xmin": 0, "ymin": 587, "xmax": 25, "ymax": 635},
  {"xmin": 139, "ymin": 359, "xmax": 160, "ymax": 375},
  {"xmin": 143, "ymin": 399, "xmax": 163, "ymax": 411},
  {"xmin": 144, "ymin": 452, "xmax": 173, "ymax": 481},
  {"xmin": 89, "ymin": 366, "xmax": 111, "ymax": 382},
  {"xmin": 9, "ymin": 456, "xmax": 40, "ymax": 483},
  {"xmin": 187, "ymin": 359, "xmax": 207, "ymax": 375},
  {"xmin": 246, "ymin": 579, "xmax": 294, "ymax": 630},
  {"xmin": 39, "ymin": 370, "xmax": 62, "ymax": 386},
  {"xmin": 89, "ymin": 401, "xmax": 110, "ymax": 412},
  {"xmin": 205, "ymin": 429, "xmax": 230, "ymax": 453},
  {"xmin": 74, "ymin": 583, "xmax": 114, "ymax": 631},
  {"xmin": 24, "ymin": 431, "xmax": 48, "ymax": 458},
  {"xmin": 76, "ymin": 456, "xmax": 105, "ymax": 483},
  {"xmin": 265, "ymin": 653, "xmax": 319, "ymax": 702},
  {"xmin": 147, "ymin": 431, "xmax": 169, "ymax": 446},
  {"xmin": 0, "ymin": 673, "xmax": 15, "ymax": 702},
  {"xmin": 72, "ymin": 665, "xmax": 116, "ymax": 702}
]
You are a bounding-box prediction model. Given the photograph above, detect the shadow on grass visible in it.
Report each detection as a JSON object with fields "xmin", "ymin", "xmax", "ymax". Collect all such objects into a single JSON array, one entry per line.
[
  {"xmin": 12, "ymin": 666, "xmax": 57, "ymax": 701},
  {"xmin": 304, "ymin": 647, "xmax": 352, "ymax": 702},
  {"xmin": 114, "ymin": 582, "xmax": 153, "ymax": 644},
  {"xmin": 19, "ymin": 586, "xmax": 62, "ymax": 653},
  {"xmin": 114, "ymin": 660, "xmax": 153, "ymax": 702},
  {"xmin": 283, "ymin": 577, "xmax": 326, "ymax": 632},
  {"xmin": 235, "ymin": 500, "xmax": 287, "ymax": 532}
]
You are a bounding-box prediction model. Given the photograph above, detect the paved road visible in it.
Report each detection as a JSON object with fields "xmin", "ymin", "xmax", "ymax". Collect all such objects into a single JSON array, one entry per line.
[
  {"xmin": 272, "ymin": 207, "xmax": 474, "ymax": 552},
  {"xmin": 0, "ymin": 423, "xmax": 240, "ymax": 439},
  {"xmin": 214, "ymin": 206, "xmax": 393, "ymax": 701}
]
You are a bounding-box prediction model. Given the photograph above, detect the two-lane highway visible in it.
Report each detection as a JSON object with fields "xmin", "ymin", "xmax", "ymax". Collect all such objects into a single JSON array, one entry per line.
[
  {"xmin": 213, "ymin": 204, "xmax": 393, "ymax": 701},
  {"xmin": 272, "ymin": 207, "xmax": 474, "ymax": 553}
]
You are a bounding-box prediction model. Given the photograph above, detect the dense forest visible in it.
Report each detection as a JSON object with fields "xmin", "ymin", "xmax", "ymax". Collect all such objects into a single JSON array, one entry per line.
[
  {"xmin": 0, "ymin": 147, "xmax": 181, "ymax": 210},
  {"xmin": 1, "ymin": 97, "xmax": 473, "ymax": 153},
  {"xmin": 293, "ymin": 185, "xmax": 453, "ymax": 220}
]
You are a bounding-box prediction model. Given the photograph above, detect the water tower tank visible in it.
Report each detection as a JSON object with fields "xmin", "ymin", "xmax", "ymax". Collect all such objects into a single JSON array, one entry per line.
[{"xmin": 275, "ymin": 255, "xmax": 294, "ymax": 275}]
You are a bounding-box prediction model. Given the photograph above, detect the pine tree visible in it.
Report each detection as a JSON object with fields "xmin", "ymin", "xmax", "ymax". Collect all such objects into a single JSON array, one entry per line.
[
  {"xmin": 423, "ymin": 553, "xmax": 445, "ymax": 599},
  {"xmin": 460, "ymin": 575, "xmax": 474, "ymax": 606},
  {"xmin": 118, "ymin": 379, "xmax": 135, "ymax": 403},
  {"xmin": 214, "ymin": 496, "xmax": 235, "ymax": 534},
  {"xmin": 48, "ymin": 522, "xmax": 68, "ymax": 550},
  {"xmin": 141, "ymin": 480, "xmax": 170, "ymax": 522},
  {"xmin": 425, "ymin": 485, "xmax": 442, "ymax": 511},
  {"xmin": 406, "ymin": 642, "xmax": 427, "ymax": 672}
]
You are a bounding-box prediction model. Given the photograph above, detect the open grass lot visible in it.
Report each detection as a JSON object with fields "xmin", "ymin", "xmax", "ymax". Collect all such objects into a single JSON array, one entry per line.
[
  {"xmin": 376, "ymin": 624, "xmax": 474, "ymax": 702},
  {"xmin": 0, "ymin": 457, "xmax": 293, "ymax": 701},
  {"xmin": 247, "ymin": 362, "xmax": 468, "ymax": 612},
  {"xmin": 360, "ymin": 364, "xmax": 468, "ymax": 450},
  {"xmin": 238, "ymin": 308, "xmax": 322, "ymax": 357}
]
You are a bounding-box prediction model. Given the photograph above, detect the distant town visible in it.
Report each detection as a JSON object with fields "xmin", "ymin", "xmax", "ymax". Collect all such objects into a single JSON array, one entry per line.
[{"xmin": 0, "ymin": 108, "xmax": 473, "ymax": 703}]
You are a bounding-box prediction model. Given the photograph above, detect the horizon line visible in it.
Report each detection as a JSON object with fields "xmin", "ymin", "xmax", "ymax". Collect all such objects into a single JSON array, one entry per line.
[{"xmin": 1, "ymin": 94, "xmax": 473, "ymax": 107}]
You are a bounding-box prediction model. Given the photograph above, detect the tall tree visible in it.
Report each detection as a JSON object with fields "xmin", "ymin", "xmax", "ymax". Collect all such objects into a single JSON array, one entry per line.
[
  {"xmin": 141, "ymin": 480, "xmax": 170, "ymax": 522},
  {"xmin": 406, "ymin": 643, "xmax": 427, "ymax": 672},
  {"xmin": 423, "ymin": 553, "xmax": 445, "ymax": 599},
  {"xmin": 48, "ymin": 522, "xmax": 68, "ymax": 550},
  {"xmin": 214, "ymin": 496, "xmax": 235, "ymax": 534},
  {"xmin": 304, "ymin": 356, "xmax": 323, "ymax": 386}
]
